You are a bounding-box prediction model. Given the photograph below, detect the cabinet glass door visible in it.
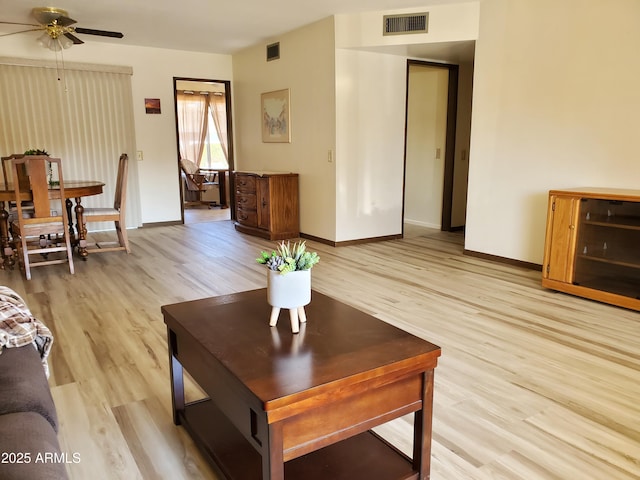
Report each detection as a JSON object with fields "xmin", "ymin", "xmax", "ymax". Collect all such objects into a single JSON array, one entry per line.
[{"xmin": 574, "ymin": 199, "xmax": 640, "ymax": 298}]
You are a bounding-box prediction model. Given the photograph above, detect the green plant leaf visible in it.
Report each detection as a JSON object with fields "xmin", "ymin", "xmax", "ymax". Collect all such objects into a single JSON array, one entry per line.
[{"xmin": 257, "ymin": 240, "xmax": 319, "ymax": 274}]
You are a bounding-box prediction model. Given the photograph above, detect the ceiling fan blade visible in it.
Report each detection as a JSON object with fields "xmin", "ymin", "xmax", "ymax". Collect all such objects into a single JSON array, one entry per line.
[
  {"xmin": 0, "ymin": 21, "xmax": 40, "ymax": 27},
  {"xmin": 74, "ymin": 27, "xmax": 123, "ymax": 39},
  {"xmin": 0, "ymin": 28, "xmax": 43, "ymax": 38},
  {"xmin": 56, "ymin": 15, "xmax": 77, "ymax": 27},
  {"xmin": 64, "ymin": 32, "xmax": 84, "ymax": 45}
]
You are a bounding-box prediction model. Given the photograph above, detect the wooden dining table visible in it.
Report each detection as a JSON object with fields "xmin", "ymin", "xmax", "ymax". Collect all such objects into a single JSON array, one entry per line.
[{"xmin": 0, "ymin": 180, "xmax": 105, "ymax": 269}]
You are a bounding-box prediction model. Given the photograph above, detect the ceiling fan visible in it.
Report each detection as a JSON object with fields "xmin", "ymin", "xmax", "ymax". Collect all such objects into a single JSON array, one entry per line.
[{"xmin": 0, "ymin": 7, "xmax": 123, "ymax": 51}]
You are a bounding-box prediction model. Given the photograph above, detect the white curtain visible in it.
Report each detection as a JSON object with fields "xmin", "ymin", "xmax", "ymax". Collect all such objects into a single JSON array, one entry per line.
[
  {"xmin": 208, "ymin": 93, "xmax": 229, "ymax": 162},
  {"xmin": 176, "ymin": 92, "xmax": 208, "ymax": 168},
  {"xmin": 0, "ymin": 57, "xmax": 141, "ymax": 230}
]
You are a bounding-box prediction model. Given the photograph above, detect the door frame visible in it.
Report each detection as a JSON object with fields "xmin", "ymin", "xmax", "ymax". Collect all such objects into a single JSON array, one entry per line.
[
  {"xmin": 403, "ymin": 60, "xmax": 459, "ymax": 232},
  {"xmin": 172, "ymin": 77, "xmax": 235, "ymax": 224}
]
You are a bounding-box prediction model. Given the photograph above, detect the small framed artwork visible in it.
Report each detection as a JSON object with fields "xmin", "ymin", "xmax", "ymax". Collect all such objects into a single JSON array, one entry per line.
[
  {"xmin": 261, "ymin": 89, "xmax": 290, "ymax": 143},
  {"xmin": 145, "ymin": 98, "xmax": 161, "ymax": 114}
]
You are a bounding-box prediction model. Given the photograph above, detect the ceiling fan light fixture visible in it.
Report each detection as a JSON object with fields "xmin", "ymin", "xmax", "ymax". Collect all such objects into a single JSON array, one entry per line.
[
  {"xmin": 37, "ymin": 31, "xmax": 53, "ymax": 49},
  {"xmin": 39, "ymin": 35, "xmax": 62, "ymax": 51},
  {"xmin": 36, "ymin": 30, "xmax": 73, "ymax": 51},
  {"xmin": 49, "ymin": 39, "xmax": 62, "ymax": 52},
  {"xmin": 59, "ymin": 34, "xmax": 73, "ymax": 49}
]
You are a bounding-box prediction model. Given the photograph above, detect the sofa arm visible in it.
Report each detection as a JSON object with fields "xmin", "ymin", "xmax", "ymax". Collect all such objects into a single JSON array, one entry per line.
[
  {"xmin": 0, "ymin": 345, "xmax": 58, "ymax": 431},
  {"xmin": 0, "ymin": 411, "xmax": 69, "ymax": 479}
]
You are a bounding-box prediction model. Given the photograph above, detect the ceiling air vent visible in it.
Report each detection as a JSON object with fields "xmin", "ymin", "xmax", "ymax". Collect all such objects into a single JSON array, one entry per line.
[
  {"xmin": 383, "ymin": 13, "xmax": 429, "ymax": 36},
  {"xmin": 266, "ymin": 42, "xmax": 280, "ymax": 61}
]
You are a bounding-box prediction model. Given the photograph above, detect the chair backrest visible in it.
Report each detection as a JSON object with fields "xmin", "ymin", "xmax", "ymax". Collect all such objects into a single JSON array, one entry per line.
[
  {"xmin": 1, "ymin": 155, "xmax": 10, "ymax": 189},
  {"xmin": 180, "ymin": 158, "xmax": 199, "ymax": 175},
  {"xmin": 2, "ymin": 154, "xmax": 30, "ymax": 192},
  {"xmin": 114, "ymin": 153, "xmax": 128, "ymax": 211},
  {"xmin": 180, "ymin": 158, "xmax": 200, "ymax": 192},
  {"xmin": 12, "ymin": 156, "xmax": 66, "ymax": 223}
]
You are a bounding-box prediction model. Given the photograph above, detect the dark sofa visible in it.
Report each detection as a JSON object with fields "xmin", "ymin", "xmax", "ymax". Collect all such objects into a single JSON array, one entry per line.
[{"xmin": 0, "ymin": 344, "xmax": 68, "ymax": 479}]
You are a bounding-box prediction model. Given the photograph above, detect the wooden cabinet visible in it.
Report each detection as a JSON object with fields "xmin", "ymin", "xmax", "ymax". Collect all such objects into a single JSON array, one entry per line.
[
  {"xmin": 234, "ymin": 171, "xmax": 299, "ymax": 240},
  {"xmin": 542, "ymin": 187, "xmax": 640, "ymax": 311}
]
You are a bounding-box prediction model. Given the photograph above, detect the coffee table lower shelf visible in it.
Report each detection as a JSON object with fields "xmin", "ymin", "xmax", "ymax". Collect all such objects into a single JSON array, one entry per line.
[{"xmin": 180, "ymin": 399, "xmax": 418, "ymax": 480}]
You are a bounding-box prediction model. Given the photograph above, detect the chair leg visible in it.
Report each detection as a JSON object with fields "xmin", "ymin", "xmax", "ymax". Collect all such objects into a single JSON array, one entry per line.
[
  {"xmin": 63, "ymin": 229, "xmax": 75, "ymax": 275},
  {"xmin": 21, "ymin": 237, "xmax": 31, "ymax": 281},
  {"xmin": 115, "ymin": 220, "xmax": 130, "ymax": 253},
  {"xmin": 83, "ymin": 218, "xmax": 130, "ymax": 254}
]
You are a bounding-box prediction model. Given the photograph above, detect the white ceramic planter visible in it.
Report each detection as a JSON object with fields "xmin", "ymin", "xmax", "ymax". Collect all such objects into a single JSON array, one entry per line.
[
  {"xmin": 267, "ymin": 269, "xmax": 311, "ymax": 308},
  {"xmin": 267, "ymin": 269, "xmax": 311, "ymax": 333}
]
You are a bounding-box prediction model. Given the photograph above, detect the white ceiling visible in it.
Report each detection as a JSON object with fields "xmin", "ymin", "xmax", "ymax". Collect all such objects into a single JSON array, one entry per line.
[{"xmin": 0, "ymin": 0, "xmax": 474, "ymax": 61}]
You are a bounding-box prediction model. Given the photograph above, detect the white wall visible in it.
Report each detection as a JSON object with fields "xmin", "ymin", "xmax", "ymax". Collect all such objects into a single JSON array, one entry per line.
[
  {"xmin": 232, "ymin": 4, "xmax": 481, "ymax": 244},
  {"xmin": 0, "ymin": 35, "xmax": 232, "ymax": 225},
  {"xmin": 466, "ymin": 0, "xmax": 640, "ymax": 264},
  {"xmin": 335, "ymin": 49, "xmax": 407, "ymax": 241},
  {"xmin": 232, "ymin": 17, "xmax": 337, "ymax": 240},
  {"xmin": 335, "ymin": 2, "xmax": 479, "ymax": 49},
  {"xmin": 405, "ymin": 65, "xmax": 449, "ymax": 229},
  {"xmin": 334, "ymin": 4, "xmax": 479, "ymax": 241}
]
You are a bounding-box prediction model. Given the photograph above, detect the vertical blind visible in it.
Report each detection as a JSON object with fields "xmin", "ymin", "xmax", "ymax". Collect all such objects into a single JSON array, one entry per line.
[{"xmin": 0, "ymin": 57, "xmax": 141, "ymax": 230}]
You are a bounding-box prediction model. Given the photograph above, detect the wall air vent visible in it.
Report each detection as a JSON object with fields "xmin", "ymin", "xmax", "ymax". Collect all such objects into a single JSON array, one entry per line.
[
  {"xmin": 266, "ymin": 42, "xmax": 280, "ymax": 61},
  {"xmin": 383, "ymin": 13, "xmax": 429, "ymax": 36}
]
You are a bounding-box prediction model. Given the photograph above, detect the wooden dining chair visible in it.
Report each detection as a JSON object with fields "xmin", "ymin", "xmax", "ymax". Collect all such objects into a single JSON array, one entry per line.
[
  {"xmin": 9, "ymin": 155, "xmax": 75, "ymax": 280},
  {"xmin": 81, "ymin": 153, "xmax": 130, "ymax": 254},
  {"xmin": 2, "ymin": 154, "xmax": 32, "ymax": 208},
  {"xmin": 1, "ymin": 154, "xmax": 30, "ymax": 266},
  {"xmin": 3, "ymin": 154, "xmax": 25, "ymax": 189}
]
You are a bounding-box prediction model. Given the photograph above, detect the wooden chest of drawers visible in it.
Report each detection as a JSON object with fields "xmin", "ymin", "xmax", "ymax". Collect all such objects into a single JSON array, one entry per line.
[{"xmin": 233, "ymin": 171, "xmax": 299, "ymax": 240}]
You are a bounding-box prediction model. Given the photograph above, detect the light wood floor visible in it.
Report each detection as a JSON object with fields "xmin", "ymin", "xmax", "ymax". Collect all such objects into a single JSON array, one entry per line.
[
  {"xmin": 183, "ymin": 205, "xmax": 230, "ymax": 224},
  {"xmin": 2, "ymin": 220, "xmax": 639, "ymax": 479}
]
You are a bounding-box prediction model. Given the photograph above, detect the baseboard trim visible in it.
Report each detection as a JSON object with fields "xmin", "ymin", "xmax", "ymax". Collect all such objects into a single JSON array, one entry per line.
[
  {"xmin": 300, "ymin": 232, "xmax": 403, "ymax": 247},
  {"xmin": 299, "ymin": 233, "xmax": 334, "ymax": 246},
  {"xmin": 142, "ymin": 220, "xmax": 182, "ymax": 228},
  {"xmin": 463, "ymin": 249, "xmax": 542, "ymax": 271}
]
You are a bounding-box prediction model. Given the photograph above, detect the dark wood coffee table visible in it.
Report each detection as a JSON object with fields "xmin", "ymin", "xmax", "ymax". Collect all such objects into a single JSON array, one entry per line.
[{"xmin": 162, "ymin": 289, "xmax": 441, "ymax": 480}]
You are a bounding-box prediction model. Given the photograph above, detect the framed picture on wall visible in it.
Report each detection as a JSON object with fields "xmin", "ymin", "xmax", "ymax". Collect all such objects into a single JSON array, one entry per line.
[
  {"xmin": 261, "ymin": 89, "xmax": 291, "ymax": 143},
  {"xmin": 145, "ymin": 98, "xmax": 161, "ymax": 114}
]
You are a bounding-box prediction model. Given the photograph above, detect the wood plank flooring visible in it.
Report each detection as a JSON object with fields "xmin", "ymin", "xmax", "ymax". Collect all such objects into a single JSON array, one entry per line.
[{"xmin": 2, "ymin": 220, "xmax": 639, "ymax": 479}]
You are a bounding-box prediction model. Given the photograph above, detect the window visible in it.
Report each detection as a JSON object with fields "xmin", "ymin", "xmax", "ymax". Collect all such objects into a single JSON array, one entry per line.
[{"xmin": 200, "ymin": 107, "xmax": 228, "ymax": 170}]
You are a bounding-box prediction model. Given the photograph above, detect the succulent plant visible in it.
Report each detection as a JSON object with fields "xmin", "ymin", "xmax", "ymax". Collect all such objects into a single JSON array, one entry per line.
[
  {"xmin": 257, "ymin": 240, "xmax": 319, "ymax": 275},
  {"xmin": 24, "ymin": 148, "xmax": 49, "ymax": 155}
]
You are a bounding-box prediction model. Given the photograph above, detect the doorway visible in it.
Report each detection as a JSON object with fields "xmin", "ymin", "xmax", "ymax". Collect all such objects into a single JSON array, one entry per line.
[
  {"xmin": 403, "ymin": 60, "xmax": 469, "ymax": 233},
  {"xmin": 173, "ymin": 77, "xmax": 234, "ymax": 225}
]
